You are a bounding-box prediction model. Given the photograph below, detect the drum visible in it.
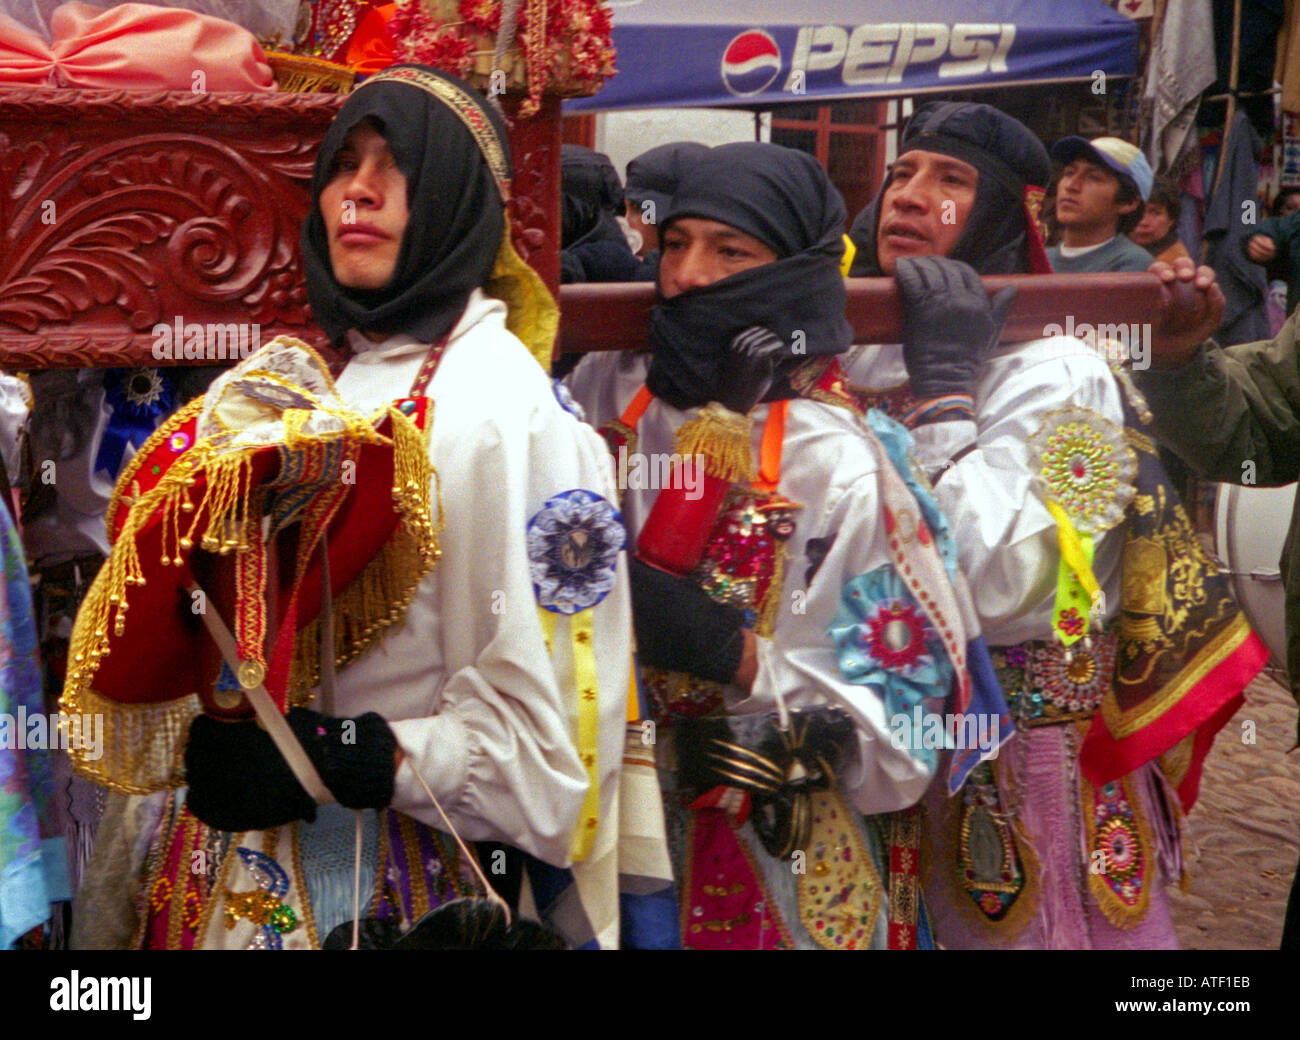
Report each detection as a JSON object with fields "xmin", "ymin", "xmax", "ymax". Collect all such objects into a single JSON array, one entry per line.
[{"xmin": 1212, "ymin": 482, "xmax": 1296, "ymax": 664}]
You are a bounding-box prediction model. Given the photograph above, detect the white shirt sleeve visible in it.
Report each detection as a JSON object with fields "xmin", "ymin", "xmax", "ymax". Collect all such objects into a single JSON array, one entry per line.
[{"xmin": 906, "ymin": 338, "xmax": 1128, "ymax": 645}]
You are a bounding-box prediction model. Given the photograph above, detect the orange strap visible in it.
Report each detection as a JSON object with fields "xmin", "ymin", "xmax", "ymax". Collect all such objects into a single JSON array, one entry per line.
[
  {"xmin": 624, "ymin": 384, "xmax": 785, "ymax": 491},
  {"xmin": 754, "ymin": 399, "xmax": 787, "ymax": 493},
  {"xmin": 623, "ymin": 385, "xmax": 787, "ymax": 492},
  {"xmin": 619, "ymin": 384, "xmax": 654, "ymax": 430}
]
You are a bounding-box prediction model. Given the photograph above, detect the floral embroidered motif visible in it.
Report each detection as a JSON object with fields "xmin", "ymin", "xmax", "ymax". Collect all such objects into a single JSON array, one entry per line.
[
  {"xmin": 995, "ymin": 632, "xmax": 1118, "ymax": 727},
  {"xmin": 1057, "ymin": 606, "xmax": 1086, "ymax": 638},
  {"xmin": 224, "ymin": 847, "xmax": 299, "ymax": 950},
  {"xmin": 110, "ymin": 368, "xmax": 170, "ymax": 413},
  {"xmin": 1026, "ymin": 633, "xmax": 1117, "ymax": 715},
  {"xmin": 829, "ymin": 566, "xmax": 953, "ymax": 767},
  {"xmin": 526, "ymin": 489, "xmax": 626, "ymax": 614},
  {"xmin": 831, "ymin": 568, "xmax": 952, "ymax": 693},
  {"xmin": 1029, "ymin": 404, "xmax": 1136, "ymax": 534},
  {"xmin": 862, "ymin": 600, "xmax": 929, "ymax": 673},
  {"xmin": 1083, "ymin": 775, "xmax": 1152, "ymax": 925}
]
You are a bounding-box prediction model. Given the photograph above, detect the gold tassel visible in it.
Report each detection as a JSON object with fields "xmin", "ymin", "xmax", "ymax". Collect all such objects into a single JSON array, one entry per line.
[
  {"xmin": 755, "ymin": 544, "xmax": 787, "ymax": 640},
  {"xmin": 287, "ymin": 407, "xmax": 442, "ymax": 702},
  {"xmin": 266, "ymin": 52, "xmax": 357, "ymax": 94},
  {"xmin": 62, "ymin": 398, "xmax": 441, "ymax": 791},
  {"xmin": 673, "ymin": 402, "xmax": 755, "ymax": 484},
  {"xmin": 389, "ymin": 404, "xmax": 443, "ymax": 572}
]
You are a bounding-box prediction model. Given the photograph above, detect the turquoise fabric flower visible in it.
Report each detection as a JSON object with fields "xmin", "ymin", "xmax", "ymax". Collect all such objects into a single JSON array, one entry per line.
[{"xmin": 828, "ymin": 564, "xmax": 954, "ymax": 768}]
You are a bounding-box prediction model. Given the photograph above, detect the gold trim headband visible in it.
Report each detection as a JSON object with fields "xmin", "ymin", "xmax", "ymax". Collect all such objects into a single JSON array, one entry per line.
[{"xmin": 357, "ymin": 66, "xmax": 512, "ymax": 202}]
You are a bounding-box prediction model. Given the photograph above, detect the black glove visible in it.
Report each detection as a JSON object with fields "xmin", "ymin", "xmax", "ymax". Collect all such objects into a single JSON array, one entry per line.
[
  {"xmin": 714, "ymin": 325, "xmax": 788, "ymax": 414},
  {"xmin": 184, "ymin": 707, "xmax": 396, "ymax": 832},
  {"xmin": 677, "ymin": 707, "xmax": 856, "ymax": 858},
  {"xmin": 895, "ymin": 256, "xmax": 1017, "ymax": 401},
  {"xmin": 286, "ymin": 708, "xmax": 397, "ymax": 811},
  {"xmin": 629, "ymin": 557, "xmax": 746, "ymax": 685}
]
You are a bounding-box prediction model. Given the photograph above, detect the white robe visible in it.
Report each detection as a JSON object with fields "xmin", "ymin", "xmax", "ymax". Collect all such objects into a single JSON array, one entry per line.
[{"xmin": 330, "ymin": 290, "xmax": 631, "ymax": 881}]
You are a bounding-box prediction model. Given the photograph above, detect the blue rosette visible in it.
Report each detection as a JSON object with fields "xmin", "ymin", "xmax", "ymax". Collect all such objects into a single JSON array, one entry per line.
[{"xmin": 526, "ymin": 489, "xmax": 626, "ymax": 614}]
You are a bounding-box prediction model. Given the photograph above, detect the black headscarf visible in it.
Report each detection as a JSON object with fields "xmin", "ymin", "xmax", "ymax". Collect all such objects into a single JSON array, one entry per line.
[
  {"xmin": 625, "ymin": 141, "xmax": 709, "ymax": 217},
  {"xmin": 646, "ymin": 142, "xmax": 852, "ymax": 411},
  {"xmin": 848, "ymin": 102, "xmax": 1051, "ymax": 277},
  {"xmin": 302, "ymin": 65, "xmax": 510, "ymax": 346},
  {"xmin": 559, "ymin": 145, "xmax": 642, "ymax": 284},
  {"xmin": 560, "ymin": 145, "xmax": 624, "ymax": 247}
]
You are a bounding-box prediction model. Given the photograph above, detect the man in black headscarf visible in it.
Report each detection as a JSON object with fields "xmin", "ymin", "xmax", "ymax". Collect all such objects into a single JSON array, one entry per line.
[
  {"xmin": 164, "ymin": 65, "xmax": 640, "ymax": 949},
  {"xmin": 842, "ymin": 102, "xmax": 1264, "ymax": 950},
  {"xmin": 559, "ymin": 144, "xmax": 643, "ymax": 284},
  {"xmin": 566, "ymin": 141, "xmax": 987, "ymax": 949}
]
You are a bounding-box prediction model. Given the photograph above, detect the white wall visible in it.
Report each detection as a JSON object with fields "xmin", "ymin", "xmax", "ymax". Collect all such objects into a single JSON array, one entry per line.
[{"xmin": 595, "ymin": 109, "xmax": 771, "ymax": 183}]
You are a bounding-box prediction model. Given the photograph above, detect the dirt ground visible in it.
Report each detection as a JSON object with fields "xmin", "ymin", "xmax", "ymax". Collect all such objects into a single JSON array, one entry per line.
[{"xmin": 1169, "ymin": 669, "xmax": 1300, "ymax": 949}]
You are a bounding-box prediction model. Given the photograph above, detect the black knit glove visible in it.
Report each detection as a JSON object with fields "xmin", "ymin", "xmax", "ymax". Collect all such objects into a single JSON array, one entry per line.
[
  {"xmin": 184, "ymin": 708, "xmax": 396, "ymax": 832},
  {"xmin": 629, "ymin": 557, "xmax": 746, "ymax": 684},
  {"xmin": 714, "ymin": 325, "xmax": 788, "ymax": 414},
  {"xmin": 286, "ymin": 708, "xmax": 397, "ymax": 811},
  {"xmin": 896, "ymin": 256, "xmax": 1016, "ymax": 400},
  {"xmin": 185, "ymin": 713, "xmax": 318, "ymax": 832}
]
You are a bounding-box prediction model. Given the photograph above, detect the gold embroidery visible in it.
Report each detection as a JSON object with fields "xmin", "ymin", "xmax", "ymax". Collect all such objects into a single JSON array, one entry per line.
[
  {"xmin": 357, "ymin": 67, "xmax": 511, "ymax": 201},
  {"xmin": 795, "ymin": 791, "xmax": 882, "ymax": 950},
  {"xmin": 1121, "ymin": 537, "xmax": 1167, "ymax": 616},
  {"xmin": 1104, "ymin": 614, "xmax": 1253, "ymax": 736},
  {"xmin": 1124, "ymin": 426, "xmax": 1157, "ymax": 456}
]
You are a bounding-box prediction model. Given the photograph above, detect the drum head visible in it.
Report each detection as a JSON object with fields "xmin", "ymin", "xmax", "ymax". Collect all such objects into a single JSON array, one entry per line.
[{"xmin": 1213, "ymin": 482, "xmax": 1295, "ymax": 663}]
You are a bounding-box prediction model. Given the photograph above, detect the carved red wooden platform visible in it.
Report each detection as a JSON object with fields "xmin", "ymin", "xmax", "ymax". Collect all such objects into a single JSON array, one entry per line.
[{"xmin": 0, "ymin": 86, "xmax": 561, "ymax": 370}]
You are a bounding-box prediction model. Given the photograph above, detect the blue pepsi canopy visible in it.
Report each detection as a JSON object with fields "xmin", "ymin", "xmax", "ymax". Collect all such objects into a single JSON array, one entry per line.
[{"xmin": 566, "ymin": 0, "xmax": 1138, "ymax": 111}]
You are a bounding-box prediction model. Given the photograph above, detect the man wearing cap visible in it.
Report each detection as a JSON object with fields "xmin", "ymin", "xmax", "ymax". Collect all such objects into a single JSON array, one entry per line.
[
  {"xmin": 1046, "ymin": 136, "xmax": 1157, "ymax": 274},
  {"xmin": 844, "ymin": 102, "xmax": 1266, "ymax": 949}
]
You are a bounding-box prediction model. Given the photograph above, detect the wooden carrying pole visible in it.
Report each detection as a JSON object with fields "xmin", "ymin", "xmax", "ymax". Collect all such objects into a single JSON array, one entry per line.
[{"xmin": 558, "ymin": 273, "xmax": 1170, "ymax": 353}]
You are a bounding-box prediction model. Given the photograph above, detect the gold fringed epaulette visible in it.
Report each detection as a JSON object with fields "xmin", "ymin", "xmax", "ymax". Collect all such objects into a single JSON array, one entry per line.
[{"xmin": 673, "ymin": 402, "xmax": 756, "ymax": 485}]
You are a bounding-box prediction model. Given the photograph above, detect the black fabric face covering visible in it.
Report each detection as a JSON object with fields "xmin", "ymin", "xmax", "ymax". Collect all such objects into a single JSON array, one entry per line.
[
  {"xmin": 301, "ymin": 65, "xmax": 509, "ymax": 346},
  {"xmin": 646, "ymin": 142, "xmax": 852, "ymax": 412}
]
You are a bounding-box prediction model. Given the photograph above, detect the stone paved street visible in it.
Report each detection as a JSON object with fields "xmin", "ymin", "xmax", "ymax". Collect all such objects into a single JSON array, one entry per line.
[{"xmin": 1170, "ymin": 671, "xmax": 1300, "ymax": 949}]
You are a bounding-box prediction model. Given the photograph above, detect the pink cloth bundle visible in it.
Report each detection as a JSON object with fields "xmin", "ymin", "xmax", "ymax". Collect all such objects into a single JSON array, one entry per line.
[{"xmin": 0, "ymin": 2, "xmax": 274, "ymax": 91}]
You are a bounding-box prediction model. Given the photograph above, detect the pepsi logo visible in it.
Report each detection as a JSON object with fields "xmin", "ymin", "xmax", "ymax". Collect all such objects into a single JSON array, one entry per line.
[{"xmin": 721, "ymin": 29, "xmax": 781, "ymax": 97}]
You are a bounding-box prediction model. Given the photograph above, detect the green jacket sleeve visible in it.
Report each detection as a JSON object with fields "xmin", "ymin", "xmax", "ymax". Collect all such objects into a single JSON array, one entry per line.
[{"xmin": 1133, "ymin": 307, "xmax": 1300, "ymax": 487}]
